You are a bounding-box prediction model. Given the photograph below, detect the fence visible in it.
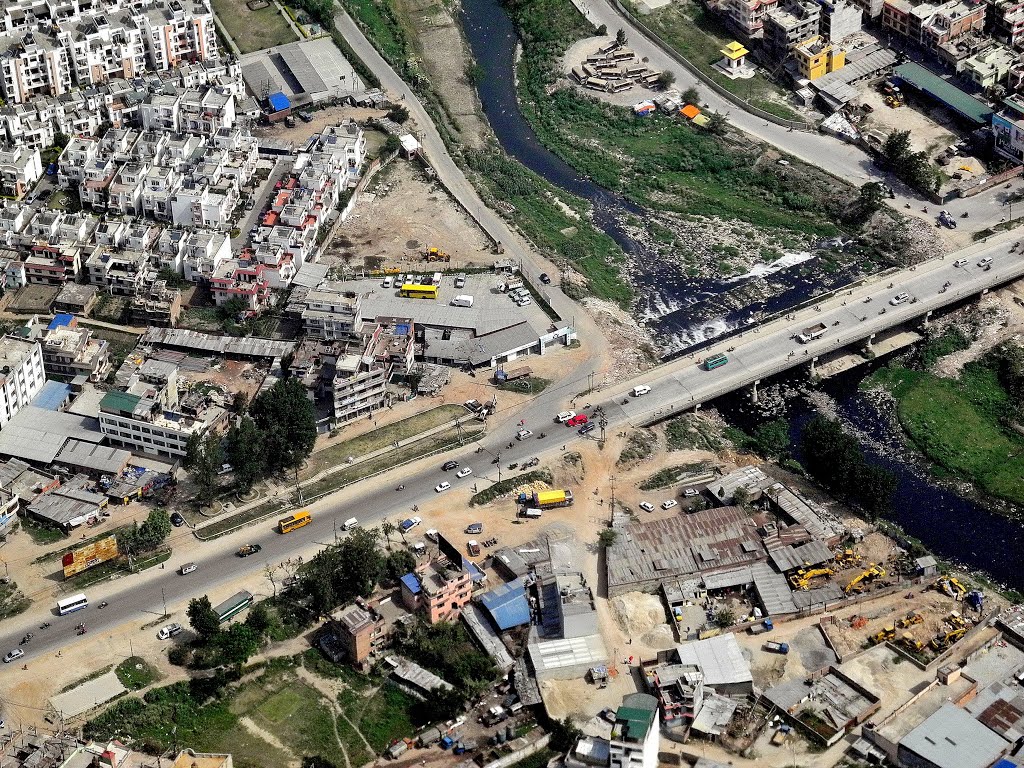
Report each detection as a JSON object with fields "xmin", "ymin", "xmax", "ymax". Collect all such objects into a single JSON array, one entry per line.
[
  {"xmin": 607, "ymin": 0, "xmax": 812, "ymax": 131},
  {"xmin": 959, "ymin": 163, "xmax": 1024, "ymax": 199}
]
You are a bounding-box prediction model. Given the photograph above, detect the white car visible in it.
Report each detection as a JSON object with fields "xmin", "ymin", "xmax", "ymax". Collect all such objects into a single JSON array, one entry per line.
[
  {"xmin": 889, "ymin": 292, "xmax": 910, "ymax": 306},
  {"xmin": 3, "ymin": 649, "xmax": 24, "ymax": 664},
  {"xmin": 954, "ymin": 259, "xmax": 968, "ymax": 267},
  {"xmin": 639, "ymin": 502, "xmax": 654, "ymax": 512},
  {"xmin": 556, "ymin": 410, "xmax": 577, "ymax": 423},
  {"xmin": 435, "ymin": 481, "xmax": 451, "ymax": 493},
  {"xmin": 517, "ymin": 297, "xmax": 532, "ymax": 306},
  {"xmin": 157, "ymin": 623, "xmax": 183, "ymax": 640},
  {"xmin": 516, "ymin": 429, "xmax": 533, "ymax": 440},
  {"xmin": 456, "ymin": 466, "xmax": 473, "ymax": 478},
  {"xmin": 978, "ymin": 257, "xmax": 993, "ymax": 267},
  {"xmin": 425, "ymin": 528, "xmax": 439, "ymax": 542},
  {"xmin": 661, "ymin": 500, "xmax": 678, "ymax": 510},
  {"xmin": 683, "ymin": 488, "xmax": 699, "ymax": 497}
]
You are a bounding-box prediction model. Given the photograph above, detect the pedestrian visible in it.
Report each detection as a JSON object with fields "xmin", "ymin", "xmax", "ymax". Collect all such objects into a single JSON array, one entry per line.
[{"xmin": 561, "ymin": 445, "xmax": 566, "ymax": 451}]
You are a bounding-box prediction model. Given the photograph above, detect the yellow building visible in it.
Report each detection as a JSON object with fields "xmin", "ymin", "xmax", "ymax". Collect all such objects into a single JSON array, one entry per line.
[{"xmin": 793, "ymin": 36, "xmax": 846, "ymax": 80}]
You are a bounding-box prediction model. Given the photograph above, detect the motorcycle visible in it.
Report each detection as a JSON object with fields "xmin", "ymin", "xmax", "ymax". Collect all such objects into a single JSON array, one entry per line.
[
  {"xmin": 396, "ymin": 484, "xmax": 405, "ymax": 491},
  {"xmin": 77, "ymin": 628, "xmax": 87, "ymax": 635},
  {"xmin": 98, "ymin": 601, "xmax": 108, "ymax": 609},
  {"xmin": 491, "ymin": 457, "xmax": 499, "ymax": 464},
  {"xmin": 537, "ymin": 432, "xmax": 546, "ymax": 439},
  {"xmin": 622, "ymin": 398, "xmax": 629, "ymax": 404},
  {"xmin": 962, "ymin": 212, "xmax": 969, "ymax": 218},
  {"xmin": 508, "ymin": 463, "xmax": 518, "ymax": 470},
  {"xmin": 39, "ymin": 622, "xmax": 50, "ymax": 630}
]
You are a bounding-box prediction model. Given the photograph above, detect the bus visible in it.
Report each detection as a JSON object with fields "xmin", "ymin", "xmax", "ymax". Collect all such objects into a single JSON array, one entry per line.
[
  {"xmin": 704, "ymin": 353, "xmax": 729, "ymax": 371},
  {"xmin": 214, "ymin": 590, "xmax": 254, "ymax": 623},
  {"xmin": 400, "ymin": 284, "xmax": 438, "ymax": 300},
  {"xmin": 279, "ymin": 509, "xmax": 311, "ymax": 534},
  {"xmin": 57, "ymin": 593, "xmax": 89, "ymax": 615}
]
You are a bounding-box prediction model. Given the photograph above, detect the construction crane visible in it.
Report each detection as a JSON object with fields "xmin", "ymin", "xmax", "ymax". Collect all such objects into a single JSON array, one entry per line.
[
  {"xmin": 844, "ymin": 564, "xmax": 887, "ymax": 595},
  {"xmin": 929, "ymin": 627, "xmax": 967, "ymax": 652},
  {"xmin": 933, "ymin": 576, "xmax": 967, "ymax": 599},
  {"xmin": 895, "ymin": 613, "xmax": 923, "ymax": 629},
  {"xmin": 788, "ymin": 567, "xmax": 835, "ymax": 591}
]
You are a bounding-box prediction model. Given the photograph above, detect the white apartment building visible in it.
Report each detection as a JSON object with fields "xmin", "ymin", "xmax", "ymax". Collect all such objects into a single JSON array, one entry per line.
[
  {"xmin": 0, "ymin": 143, "xmax": 41, "ymax": 198},
  {"xmin": 58, "ymin": 12, "xmax": 147, "ymax": 86},
  {"xmin": 0, "ymin": 336, "xmax": 45, "ymax": 428},
  {"xmin": 178, "ymin": 86, "xmax": 234, "ymax": 134},
  {"xmin": 0, "ymin": 35, "xmax": 73, "ymax": 105},
  {"xmin": 609, "ymin": 694, "xmax": 660, "ymax": 768},
  {"xmin": 0, "ymin": 102, "xmax": 58, "ymax": 149},
  {"xmin": 139, "ymin": 91, "xmax": 180, "ymax": 132},
  {"xmin": 181, "ymin": 229, "xmax": 228, "ymax": 282},
  {"xmin": 140, "ymin": 0, "xmax": 217, "ymax": 71}
]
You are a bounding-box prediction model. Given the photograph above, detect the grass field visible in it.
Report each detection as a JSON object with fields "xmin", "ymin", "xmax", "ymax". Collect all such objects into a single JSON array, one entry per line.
[
  {"xmin": 116, "ymin": 657, "xmax": 162, "ymax": 690},
  {"xmin": 871, "ymin": 366, "xmax": 1024, "ymax": 507},
  {"xmin": 210, "ymin": 0, "xmax": 297, "ymax": 53}
]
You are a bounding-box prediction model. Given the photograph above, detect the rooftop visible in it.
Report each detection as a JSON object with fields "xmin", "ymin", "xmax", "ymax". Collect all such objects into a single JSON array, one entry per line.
[
  {"xmin": 899, "ymin": 703, "xmax": 1009, "ymax": 768},
  {"xmin": 673, "ymin": 634, "xmax": 752, "ymax": 688}
]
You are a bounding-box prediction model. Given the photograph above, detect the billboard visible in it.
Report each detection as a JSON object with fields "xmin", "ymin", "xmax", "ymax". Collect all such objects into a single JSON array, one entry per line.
[{"xmin": 62, "ymin": 535, "xmax": 119, "ymax": 579}]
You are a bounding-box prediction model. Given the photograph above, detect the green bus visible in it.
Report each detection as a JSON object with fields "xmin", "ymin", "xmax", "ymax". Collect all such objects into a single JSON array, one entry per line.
[
  {"xmin": 214, "ymin": 590, "xmax": 254, "ymax": 623},
  {"xmin": 704, "ymin": 353, "xmax": 729, "ymax": 371}
]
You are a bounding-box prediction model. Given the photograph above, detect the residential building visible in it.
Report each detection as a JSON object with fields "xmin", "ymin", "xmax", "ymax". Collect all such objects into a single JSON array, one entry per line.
[
  {"xmin": 0, "ymin": 35, "xmax": 72, "ymax": 104},
  {"xmin": 57, "ymin": 12, "xmax": 147, "ymax": 87},
  {"xmin": 301, "ymin": 288, "xmax": 363, "ymax": 339},
  {"xmin": 139, "ymin": 0, "xmax": 218, "ymax": 71},
  {"xmin": 54, "ymin": 282, "xmax": 100, "ymax": 316},
  {"xmin": 321, "ymin": 602, "xmax": 390, "ymax": 667},
  {"xmin": 181, "ymin": 229, "xmax": 230, "ymax": 282},
  {"xmin": 609, "ymin": 694, "xmax": 660, "ymax": 768},
  {"xmin": 131, "ymin": 279, "xmax": 182, "ymax": 326},
  {"xmin": 208, "ymin": 258, "xmax": 271, "ymax": 311},
  {"xmin": 721, "ymin": 0, "xmax": 781, "ymax": 38},
  {"xmin": 960, "ymin": 44, "xmax": 1015, "ymax": 87},
  {"xmin": 992, "ymin": 97, "xmax": 1024, "ymax": 161},
  {"xmin": 817, "ymin": 0, "xmax": 863, "ymax": 41},
  {"xmin": 0, "ymin": 143, "xmax": 41, "ymax": 199},
  {"xmin": 321, "ymin": 329, "xmax": 391, "ymax": 424},
  {"xmin": 988, "ymin": 0, "xmax": 1024, "ymax": 48},
  {"xmin": 178, "ymin": 86, "xmax": 235, "ymax": 134},
  {"xmin": 24, "ymin": 243, "xmax": 82, "ymax": 285},
  {"xmin": 31, "ymin": 314, "xmax": 110, "ymax": 382},
  {"xmin": 792, "ymin": 36, "xmax": 846, "ymax": 79},
  {"xmin": 763, "ymin": 0, "xmax": 821, "ymax": 63},
  {"xmin": 882, "ymin": 0, "xmax": 986, "ymax": 50},
  {"xmin": 0, "ymin": 335, "xmax": 45, "ymax": 428},
  {"xmin": 400, "ymin": 556, "xmax": 474, "ymax": 624}
]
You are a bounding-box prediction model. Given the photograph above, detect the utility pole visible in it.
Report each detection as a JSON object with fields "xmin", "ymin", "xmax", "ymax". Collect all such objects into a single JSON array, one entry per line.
[
  {"xmin": 609, "ymin": 474, "xmax": 617, "ymax": 515},
  {"xmin": 161, "ymin": 588, "xmax": 167, "ymax": 618}
]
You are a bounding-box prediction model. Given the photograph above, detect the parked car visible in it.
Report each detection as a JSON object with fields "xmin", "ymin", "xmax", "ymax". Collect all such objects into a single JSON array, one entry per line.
[
  {"xmin": 400, "ymin": 516, "xmax": 422, "ymax": 533},
  {"xmin": 298, "ymin": 111, "xmax": 313, "ymax": 122},
  {"xmin": 435, "ymin": 482, "xmax": 451, "ymax": 493},
  {"xmin": 683, "ymin": 488, "xmax": 699, "ymax": 497},
  {"xmin": 456, "ymin": 466, "xmax": 473, "ymax": 478},
  {"xmin": 639, "ymin": 502, "xmax": 654, "ymax": 512},
  {"xmin": 661, "ymin": 500, "xmax": 678, "ymax": 510},
  {"xmin": 284, "ymin": 116, "xmax": 296, "ymax": 128},
  {"xmin": 157, "ymin": 623, "xmax": 183, "ymax": 640},
  {"xmin": 442, "ymin": 460, "xmax": 460, "ymax": 471},
  {"xmin": 466, "ymin": 522, "xmax": 484, "ymax": 534},
  {"xmin": 978, "ymin": 257, "xmax": 993, "ymax": 267},
  {"xmin": 170, "ymin": 512, "xmax": 185, "ymax": 527},
  {"xmin": 889, "ymin": 292, "xmax": 911, "ymax": 306}
]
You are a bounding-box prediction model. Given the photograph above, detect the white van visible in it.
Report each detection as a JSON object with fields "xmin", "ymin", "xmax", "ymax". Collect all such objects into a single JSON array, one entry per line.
[
  {"xmin": 451, "ymin": 295, "xmax": 474, "ymax": 308},
  {"xmin": 521, "ymin": 508, "xmax": 543, "ymax": 519},
  {"xmin": 343, "ymin": 517, "xmax": 359, "ymax": 531},
  {"xmin": 632, "ymin": 385, "xmax": 651, "ymax": 397},
  {"xmin": 382, "ymin": 276, "xmax": 393, "ymax": 288},
  {"xmin": 179, "ymin": 562, "xmax": 198, "ymax": 575},
  {"xmin": 432, "ymin": 271, "xmax": 443, "ymax": 285},
  {"xmin": 157, "ymin": 623, "xmax": 183, "ymax": 640}
]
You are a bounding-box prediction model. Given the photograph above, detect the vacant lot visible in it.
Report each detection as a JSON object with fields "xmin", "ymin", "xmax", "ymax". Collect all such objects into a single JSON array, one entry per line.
[{"xmin": 211, "ymin": 0, "xmax": 297, "ymax": 53}]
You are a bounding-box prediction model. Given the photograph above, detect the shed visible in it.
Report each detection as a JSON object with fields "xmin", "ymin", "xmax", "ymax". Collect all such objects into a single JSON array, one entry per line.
[
  {"xmin": 268, "ymin": 91, "xmax": 291, "ymax": 113},
  {"xmin": 916, "ymin": 556, "xmax": 938, "ymax": 577},
  {"xmin": 479, "ymin": 577, "xmax": 530, "ymax": 630}
]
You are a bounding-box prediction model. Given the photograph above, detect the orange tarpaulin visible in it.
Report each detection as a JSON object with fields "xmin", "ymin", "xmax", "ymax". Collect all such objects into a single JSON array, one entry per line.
[{"xmin": 681, "ymin": 104, "xmax": 701, "ymax": 119}]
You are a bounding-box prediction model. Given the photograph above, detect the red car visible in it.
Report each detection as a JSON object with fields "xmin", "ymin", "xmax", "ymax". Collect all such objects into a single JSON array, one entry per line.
[{"xmin": 567, "ymin": 414, "xmax": 589, "ymax": 427}]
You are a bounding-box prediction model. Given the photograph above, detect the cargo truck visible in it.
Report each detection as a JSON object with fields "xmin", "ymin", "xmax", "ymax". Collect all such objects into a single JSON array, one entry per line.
[
  {"xmin": 495, "ymin": 366, "xmax": 532, "ymax": 383},
  {"xmin": 498, "ymin": 278, "xmax": 524, "ymax": 293},
  {"xmin": 517, "ymin": 489, "xmax": 574, "ymax": 508},
  {"xmin": 416, "ymin": 726, "xmax": 444, "ymax": 747},
  {"xmin": 764, "ymin": 640, "xmax": 790, "ymax": 654},
  {"xmin": 796, "ymin": 323, "xmax": 828, "ymax": 343},
  {"xmin": 451, "ymin": 295, "xmax": 474, "ymax": 307}
]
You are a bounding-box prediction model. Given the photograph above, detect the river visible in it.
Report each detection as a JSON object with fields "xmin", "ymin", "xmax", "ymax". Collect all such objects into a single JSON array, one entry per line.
[
  {"xmin": 459, "ymin": 0, "xmax": 864, "ymax": 354},
  {"xmin": 458, "ymin": 0, "xmax": 1024, "ymax": 591}
]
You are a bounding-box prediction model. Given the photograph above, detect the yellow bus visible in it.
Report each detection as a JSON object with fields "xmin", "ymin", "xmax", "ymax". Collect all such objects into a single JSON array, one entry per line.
[
  {"xmin": 279, "ymin": 510, "xmax": 312, "ymax": 534},
  {"xmin": 400, "ymin": 283, "xmax": 438, "ymax": 300}
]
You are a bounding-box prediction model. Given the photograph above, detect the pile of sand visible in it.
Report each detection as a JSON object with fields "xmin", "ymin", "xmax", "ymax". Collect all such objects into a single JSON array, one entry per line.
[{"xmin": 612, "ymin": 592, "xmax": 669, "ymax": 635}]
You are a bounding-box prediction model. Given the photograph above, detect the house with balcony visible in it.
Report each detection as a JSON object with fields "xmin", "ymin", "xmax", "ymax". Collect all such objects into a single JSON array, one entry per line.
[
  {"xmin": 0, "ymin": 143, "xmax": 41, "ymax": 199},
  {"xmin": 30, "ymin": 313, "xmax": 110, "ymax": 382},
  {"xmin": 209, "ymin": 258, "xmax": 271, "ymax": 310},
  {"xmin": 400, "ymin": 555, "xmax": 474, "ymax": 624},
  {"xmin": 181, "ymin": 229, "xmax": 229, "ymax": 282},
  {"xmin": 320, "ymin": 328, "xmax": 391, "ymax": 424}
]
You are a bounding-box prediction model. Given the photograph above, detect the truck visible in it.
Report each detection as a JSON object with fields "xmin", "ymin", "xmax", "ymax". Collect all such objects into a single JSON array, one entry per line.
[
  {"xmin": 236, "ymin": 544, "xmax": 262, "ymax": 557},
  {"xmin": 452, "ymin": 740, "xmax": 478, "ymax": 755},
  {"xmin": 516, "ymin": 489, "xmax": 574, "ymax": 509},
  {"xmin": 764, "ymin": 640, "xmax": 790, "ymax": 654},
  {"xmin": 416, "ymin": 726, "xmax": 444, "ymax": 747},
  {"xmin": 386, "ymin": 740, "xmax": 410, "ymax": 759},
  {"xmin": 771, "ymin": 725, "xmax": 792, "ymax": 746},
  {"xmin": 747, "ymin": 618, "xmax": 774, "ymax": 635},
  {"xmin": 796, "ymin": 323, "xmax": 828, "ymax": 343},
  {"xmin": 482, "ymin": 706, "xmax": 508, "ymax": 726},
  {"xmin": 495, "ymin": 366, "xmax": 532, "ymax": 383},
  {"xmin": 520, "ymin": 508, "xmax": 543, "ymax": 519},
  {"xmin": 498, "ymin": 278, "xmax": 524, "ymax": 293},
  {"xmin": 451, "ymin": 295, "xmax": 474, "ymax": 308}
]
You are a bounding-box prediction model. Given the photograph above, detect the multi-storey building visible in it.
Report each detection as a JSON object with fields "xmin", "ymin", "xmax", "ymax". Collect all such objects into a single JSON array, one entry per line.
[
  {"xmin": 300, "ymin": 288, "xmax": 363, "ymax": 339},
  {"xmin": 0, "ymin": 34, "xmax": 72, "ymax": 104},
  {"xmin": 181, "ymin": 229, "xmax": 229, "ymax": 282},
  {"xmin": 882, "ymin": 0, "xmax": 985, "ymax": 50},
  {"xmin": 322, "ymin": 603, "xmax": 390, "ymax": 667},
  {"xmin": 31, "ymin": 314, "xmax": 110, "ymax": 382},
  {"xmin": 0, "ymin": 143, "xmax": 41, "ymax": 198},
  {"xmin": 400, "ymin": 557, "xmax": 474, "ymax": 624},
  {"xmin": 0, "ymin": 335, "xmax": 45, "ymax": 428},
  {"xmin": 130, "ymin": 279, "xmax": 181, "ymax": 326},
  {"xmin": 24, "ymin": 242, "xmax": 81, "ymax": 284},
  {"xmin": 609, "ymin": 694, "xmax": 660, "ymax": 768},
  {"xmin": 208, "ymin": 258, "xmax": 271, "ymax": 310},
  {"xmin": 792, "ymin": 36, "xmax": 847, "ymax": 78},
  {"xmin": 989, "ymin": 0, "xmax": 1024, "ymax": 48},
  {"xmin": 178, "ymin": 86, "xmax": 234, "ymax": 134},
  {"xmin": 321, "ymin": 329, "xmax": 391, "ymax": 424},
  {"xmin": 721, "ymin": 0, "xmax": 781, "ymax": 38},
  {"xmin": 139, "ymin": 0, "xmax": 217, "ymax": 71},
  {"xmin": 58, "ymin": 12, "xmax": 147, "ymax": 86},
  {"xmin": 992, "ymin": 96, "xmax": 1024, "ymax": 161},
  {"xmin": 818, "ymin": 0, "xmax": 863, "ymax": 41},
  {"xmin": 762, "ymin": 0, "xmax": 821, "ymax": 63}
]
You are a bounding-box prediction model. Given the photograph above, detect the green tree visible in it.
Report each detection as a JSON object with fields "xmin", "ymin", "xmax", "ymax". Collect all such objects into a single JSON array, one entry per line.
[
  {"xmin": 219, "ymin": 296, "xmax": 249, "ymax": 322},
  {"xmin": 800, "ymin": 416, "xmax": 896, "ymax": 515},
  {"xmin": 384, "ymin": 549, "xmax": 416, "ymax": 583},
  {"xmin": 187, "ymin": 596, "xmax": 221, "ymax": 642},
  {"xmin": 382, "ymin": 134, "xmax": 402, "ymax": 156},
  {"xmin": 549, "ymin": 717, "xmax": 582, "ymax": 753},
  {"xmin": 250, "ymin": 378, "xmax": 317, "ymax": 472},
  {"xmin": 714, "ymin": 607, "xmax": 736, "ymax": 628},
  {"xmin": 386, "ymin": 105, "xmax": 410, "ymax": 123},
  {"xmin": 656, "ymin": 70, "xmax": 676, "ymax": 90},
  {"xmin": 598, "ymin": 529, "xmax": 618, "ymax": 547},
  {"xmin": 855, "ymin": 181, "xmax": 888, "ymax": 220},
  {"xmin": 245, "ymin": 602, "xmax": 274, "ymax": 635},
  {"xmin": 123, "ymin": 508, "xmax": 172, "ymax": 553},
  {"xmin": 426, "ymin": 685, "xmax": 465, "ymax": 720},
  {"xmin": 217, "ymin": 623, "xmax": 260, "ymax": 665},
  {"xmin": 881, "ymin": 129, "xmax": 912, "ymax": 170},
  {"xmin": 596, "ymin": 23, "xmax": 607, "ymax": 35},
  {"xmin": 751, "ymin": 418, "xmax": 791, "ymax": 458},
  {"xmin": 380, "ymin": 519, "xmax": 397, "ymax": 549},
  {"xmin": 231, "ymin": 391, "xmax": 250, "ymax": 414},
  {"xmin": 226, "ymin": 416, "xmax": 265, "ymax": 493},
  {"xmin": 681, "ymin": 86, "xmax": 700, "ymax": 106},
  {"xmin": 336, "ymin": 528, "xmax": 384, "ymax": 599},
  {"xmin": 706, "ymin": 111, "xmax": 729, "ymax": 136},
  {"xmin": 615, "ymin": 28, "xmax": 627, "ymax": 46},
  {"xmin": 185, "ymin": 433, "xmax": 223, "ymax": 505}
]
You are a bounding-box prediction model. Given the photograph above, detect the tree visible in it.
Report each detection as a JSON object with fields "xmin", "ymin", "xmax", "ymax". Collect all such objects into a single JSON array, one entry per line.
[
  {"xmin": 187, "ymin": 596, "xmax": 221, "ymax": 641},
  {"xmin": 656, "ymin": 70, "xmax": 676, "ymax": 90},
  {"xmin": 550, "ymin": 718, "xmax": 582, "ymax": 753},
  {"xmin": 596, "ymin": 23, "xmax": 607, "ymax": 35},
  {"xmin": 732, "ymin": 486, "xmax": 751, "ymax": 507},
  {"xmin": 681, "ymin": 86, "xmax": 700, "ymax": 106},
  {"xmin": 217, "ymin": 623, "xmax": 260, "ymax": 665},
  {"xmin": 219, "ymin": 296, "xmax": 249, "ymax": 322},
  {"xmin": 231, "ymin": 391, "xmax": 250, "ymax": 414},
  {"xmin": 426, "ymin": 685, "xmax": 466, "ymax": 720},
  {"xmin": 380, "ymin": 519, "xmax": 397, "ymax": 549},
  {"xmin": 226, "ymin": 416, "xmax": 265, "ymax": 493},
  {"xmin": 881, "ymin": 129, "xmax": 912, "ymax": 170},
  {"xmin": 124, "ymin": 508, "xmax": 172, "ymax": 553},
  {"xmin": 800, "ymin": 416, "xmax": 896, "ymax": 515},
  {"xmin": 706, "ymin": 111, "xmax": 729, "ymax": 136},
  {"xmin": 855, "ymin": 182, "xmax": 888, "ymax": 220},
  {"xmin": 185, "ymin": 433, "xmax": 223, "ymax": 505},
  {"xmin": 250, "ymin": 378, "xmax": 317, "ymax": 473},
  {"xmin": 382, "ymin": 134, "xmax": 402, "ymax": 157},
  {"xmin": 598, "ymin": 529, "xmax": 618, "ymax": 547},
  {"xmin": 336, "ymin": 528, "xmax": 384, "ymax": 599},
  {"xmin": 751, "ymin": 418, "xmax": 791, "ymax": 458},
  {"xmin": 384, "ymin": 549, "xmax": 416, "ymax": 583},
  {"xmin": 386, "ymin": 105, "xmax": 410, "ymax": 124},
  {"xmin": 714, "ymin": 607, "xmax": 736, "ymax": 628},
  {"xmin": 615, "ymin": 28, "xmax": 627, "ymax": 46},
  {"xmin": 245, "ymin": 602, "xmax": 274, "ymax": 635}
]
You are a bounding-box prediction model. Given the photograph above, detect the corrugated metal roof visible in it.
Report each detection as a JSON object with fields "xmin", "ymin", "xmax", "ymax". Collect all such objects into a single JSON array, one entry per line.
[
  {"xmin": 100, "ymin": 390, "xmax": 141, "ymax": 414},
  {"xmin": 479, "ymin": 578, "xmax": 531, "ymax": 630},
  {"xmin": 894, "ymin": 62, "xmax": 993, "ymax": 125},
  {"xmin": 34, "ymin": 380, "xmax": 73, "ymax": 411},
  {"xmin": 900, "ymin": 704, "xmax": 1009, "ymax": 768},
  {"xmin": 674, "ymin": 634, "xmax": 752, "ymax": 687}
]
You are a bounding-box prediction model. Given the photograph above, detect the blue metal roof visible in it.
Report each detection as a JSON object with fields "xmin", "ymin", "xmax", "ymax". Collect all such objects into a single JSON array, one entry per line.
[
  {"xmin": 48, "ymin": 313, "xmax": 74, "ymax": 330},
  {"xmin": 401, "ymin": 572, "xmax": 421, "ymax": 595},
  {"xmin": 467, "ymin": 560, "xmax": 486, "ymax": 584},
  {"xmin": 33, "ymin": 380, "xmax": 72, "ymax": 411},
  {"xmin": 479, "ymin": 577, "xmax": 530, "ymax": 630},
  {"xmin": 268, "ymin": 91, "xmax": 290, "ymax": 112}
]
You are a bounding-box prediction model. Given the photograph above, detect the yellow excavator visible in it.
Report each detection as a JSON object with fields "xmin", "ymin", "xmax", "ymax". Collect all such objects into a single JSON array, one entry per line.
[
  {"xmin": 869, "ymin": 627, "xmax": 896, "ymax": 646},
  {"xmin": 896, "ymin": 613, "xmax": 923, "ymax": 629},
  {"xmin": 897, "ymin": 632, "xmax": 924, "ymax": 652},
  {"xmin": 929, "ymin": 627, "xmax": 967, "ymax": 652},
  {"xmin": 845, "ymin": 564, "xmax": 887, "ymax": 595},
  {"xmin": 944, "ymin": 612, "xmax": 970, "ymax": 630},
  {"xmin": 833, "ymin": 549, "xmax": 860, "ymax": 567},
  {"xmin": 788, "ymin": 566, "xmax": 835, "ymax": 591},
  {"xmin": 423, "ymin": 247, "xmax": 450, "ymax": 262},
  {"xmin": 933, "ymin": 576, "xmax": 967, "ymax": 599}
]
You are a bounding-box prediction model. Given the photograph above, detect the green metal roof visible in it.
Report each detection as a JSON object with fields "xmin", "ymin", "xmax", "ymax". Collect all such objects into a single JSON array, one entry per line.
[
  {"xmin": 99, "ymin": 390, "xmax": 141, "ymax": 414},
  {"xmin": 894, "ymin": 63, "xmax": 993, "ymax": 125},
  {"xmin": 615, "ymin": 706, "xmax": 656, "ymax": 742}
]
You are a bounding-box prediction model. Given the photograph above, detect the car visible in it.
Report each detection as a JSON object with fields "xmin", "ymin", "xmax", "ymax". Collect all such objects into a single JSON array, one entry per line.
[
  {"xmin": 661, "ymin": 500, "xmax": 678, "ymax": 510},
  {"xmin": 683, "ymin": 488, "xmax": 699, "ymax": 497},
  {"xmin": 517, "ymin": 297, "xmax": 532, "ymax": 306},
  {"xmin": 776, "ymin": 159, "xmax": 790, "ymax": 166},
  {"xmin": 466, "ymin": 522, "xmax": 484, "ymax": 534},
  {"xmin": 516, "ymin": 429, "xmax": 533, "ymax": 440},
  {"xmin": 456, "ymin": 466, "xmax": 473, "ymax": 478},
  {"xmin": 435, "ymin": 481, "xmax": 452, "ymax": 493},
  {"xmin": 284, "ymin": 116, "xmax": 296, "ymax": 128},
  {"xmin": 245, "ymin": 199, "xmax": 255, "ymax": 210},
  {"xmin": 599, "ymin": 707, "xmax": 617, "ymax": 723},
  {"xmin": 180, "ymin": 562, "xmax": 198, "ymax": 575},
  {"xmin": 298, "ymin": 111, "xmax": 313, "ymax": 122},
  {"xmin": 237, "ymin": 544, "xmax": 262, "ymax": 557},
  {"xmin": 978, "ymin": 257, "xmax": 993, "ymax": 267},
  {"xmin": 400, "ymin": 516, "xmax": 422, "ymax": 533},
  {"xmin": 3, "ymin": 649, "xmax": 24, "ymax": 663},
  {"xmin": 539, "ymin": 273, "xmax": 551, "ymax": 284},
  {"xmin": 555, "ymin": 410, "xmax": 576, "ymax": 423},
  {"xmin": 567, "ymin": 414, "xmax": 588, "ymax": 427},
  {"xmin": 170, "ymin": 512, "xmax": 185, "ymax": 527},
  {"xmin": 639, "ymin": 502, "xmax": 654, "ymax": 512},
  {"xmin": 217, "ymin": 463, "xmax": 233, "ymax": 475},
  {"xmin": 954, "ymin": 259, "xmax": 968, "ymax": 267},
  {"xmin": 889, "ymin": 292, "xmax": 911, "ymax": 306},
  {"xmin": 578, "ymin": 422, "xmax": 596, "ymax": 435},
  {"xmin": 425, "ymin": 528, "xmax": 439, "ymax": 542},
  {"xmin": 157, "ymin": 623, "xmax": 183, "ymax": 640},
  {"xmin": 442, "ymin": 460, "xmax": 460, "ymax": 471}
]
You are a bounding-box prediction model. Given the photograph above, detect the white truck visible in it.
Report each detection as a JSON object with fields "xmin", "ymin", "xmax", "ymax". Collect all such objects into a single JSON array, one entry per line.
[
  {"xmin": 796, "ymin": 323, "xmax": 828, "ymax": 344},
  {"xmin": 499, "ymin": 278, "xmax": 524, "ymax": 293},
  {"xmin": 451, "ymin": 295, "xmax": 474, "ymax": 307}
]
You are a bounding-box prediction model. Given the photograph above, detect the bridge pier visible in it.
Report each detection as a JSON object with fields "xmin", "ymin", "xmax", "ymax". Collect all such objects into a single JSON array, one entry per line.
[
  {"xmin": 922, "ymin": 310, "xmax": 931, "ymax": 329},
  {"xmin": 810, "ymin": 356, "xmax": 818, "ymax": 377},
  {"xmin": 865, "ymin": 333, "xmax": 875, "ymax": 351},
  {"xmin": 750, "ymin": 379, "xmax": 760, "ymax": 404}
]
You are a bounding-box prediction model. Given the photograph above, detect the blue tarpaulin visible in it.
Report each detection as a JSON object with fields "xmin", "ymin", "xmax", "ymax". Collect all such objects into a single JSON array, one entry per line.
[
  {"xmin": 33, "ymin": 381, "xmax": 73, "ymax": 411},
  {"xmin": 401, "ymin": 572, "xmax": 421, "ymax": 595},
  {"xmin": 268, "ymin": 92, "xmax": 291, "ymax": 112},
  {"xmin": 48, "ymin": 313, "xmax": 74, "ymax": 330}
]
